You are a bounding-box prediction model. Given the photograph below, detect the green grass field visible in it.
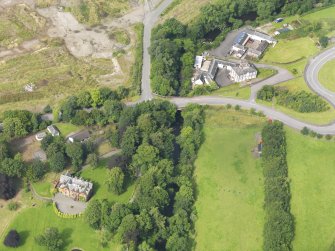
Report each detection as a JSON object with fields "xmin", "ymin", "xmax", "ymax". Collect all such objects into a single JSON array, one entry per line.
[
  {"xmin": 286, "ymin": 128, "xmax": 335, "ymax": 251},
  {"xmin": 194, "ymin": 108, "xmax": 266, "ymax": 251},
  {"xmin": 1, "ymin": 203, "xmax": 121, "ymax": 251},
  {"xmin": 262, "ymin": 37, "xmax": 318, "ymax": 64},
  {"xmin": 319, "ymin": 59, "xmax": 335, "ymax": 92}
]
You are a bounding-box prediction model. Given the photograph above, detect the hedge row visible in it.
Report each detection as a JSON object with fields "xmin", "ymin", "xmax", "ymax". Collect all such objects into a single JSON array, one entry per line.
[
  {"xmin": 261, "ymin": 121, "xmax": 295, "ymax": 251},
  {"xmin": 257, "ymin": 85, "xmax": 329, "ymax": 113},
  {"xmin": 53, "ymin": 202, "xmax": 83, "ymax": 219},
  {"xmin": 130, "ymin": 23, "xmax": 144, "ymax": 95}
]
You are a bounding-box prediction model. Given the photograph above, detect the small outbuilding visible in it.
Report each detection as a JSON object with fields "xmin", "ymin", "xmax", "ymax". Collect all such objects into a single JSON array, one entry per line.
[{"xmin": 47, "ymin": 125, "xmax": 60, "ymax": 137}]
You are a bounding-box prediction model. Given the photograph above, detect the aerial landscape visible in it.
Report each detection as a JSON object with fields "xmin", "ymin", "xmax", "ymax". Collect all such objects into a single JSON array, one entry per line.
[{"xmin": 1, "ymin": 0, "xmax": 335, "ymax": 250}]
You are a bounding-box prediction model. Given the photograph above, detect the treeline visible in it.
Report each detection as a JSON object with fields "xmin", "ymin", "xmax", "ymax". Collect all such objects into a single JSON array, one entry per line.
[
  {"xmin": 257, "ymin": 85, "xmax": 329, "ymax": 113},
  {"xmin": 1, "ymin": 110, "xmax": 49, "ymax": 138},
  {"xmin": 151, "ymin": 0, "xmax": 335, "ymax": 96},
  {"xmin": 57, "ymin": 86, "xmax": 128, "ymax": 126},
  {"xmin": 262, "ymin": 121, "xmax": 294, "ymax": 251},
  {"xmin": 84, "ymin": 101, "xmax": 205, "ymax": 250},
  {"xmin": 131, "ymin": 23, "xmax": 144, "ymax": 95}
]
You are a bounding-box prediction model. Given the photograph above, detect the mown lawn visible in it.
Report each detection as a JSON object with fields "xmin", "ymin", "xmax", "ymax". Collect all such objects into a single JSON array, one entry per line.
[
  {"xmin": 286, "ymin": 128, "xmax": 335, "ymax": 251},
  {"xmin": 211, "ymin": 83, "xmax": 251, "ymax": 100},
  {"xmin": 319, "ymin": 59, "xmax": 335, "ymax": 92},
  {"xmin": 262, "ymin": 37, "xmax": 318, "ymax": 64},
  {"xmin": 54, "ymin": 123, "xmax": 83, "ymax": 137},
  {"xmin": 1, "ymin": 203, "xmax": 121, "ymax": 251},
  {"xmin": 194, "ymin": 108, "xmax": 266, "ymax": 251},
  {"xmin": 80, "ymin": 164, "xmax": 135, "ymax": 203}
]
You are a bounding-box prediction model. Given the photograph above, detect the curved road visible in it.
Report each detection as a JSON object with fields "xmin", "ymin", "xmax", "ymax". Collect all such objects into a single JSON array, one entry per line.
[{"xmin": 141, "ymin": 0, "xmax": 335, "ymax": 134}]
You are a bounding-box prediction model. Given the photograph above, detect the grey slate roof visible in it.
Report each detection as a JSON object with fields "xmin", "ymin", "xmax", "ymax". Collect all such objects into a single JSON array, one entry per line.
[{"xmin": 69, "ymin": 130, "xmax": 90, "ymax": 142}]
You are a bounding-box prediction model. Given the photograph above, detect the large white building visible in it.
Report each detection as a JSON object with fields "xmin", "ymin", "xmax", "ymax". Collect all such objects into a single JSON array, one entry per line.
[{"xmin": 192, "ymin": 57, "xmax": 257, "ymax": 87}]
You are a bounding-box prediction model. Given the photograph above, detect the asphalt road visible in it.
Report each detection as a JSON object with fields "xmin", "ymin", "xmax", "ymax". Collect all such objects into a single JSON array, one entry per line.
[
  {"xmin": 305, "ymin": 46, "xmax": 335, "ymax": 107},
  {"xmin": 140, "ymin": 0, "xmax": 335, "ymax": 134}
]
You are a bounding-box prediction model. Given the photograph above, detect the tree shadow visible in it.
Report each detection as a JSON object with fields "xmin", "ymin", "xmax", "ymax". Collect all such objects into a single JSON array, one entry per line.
[
  {"xmin": 61, "ymin": 228, "xmax": 73, "ymax": 249},
  {"xmin": 19, "ymin": 230, "xmax": 29, "ymax": 246}
]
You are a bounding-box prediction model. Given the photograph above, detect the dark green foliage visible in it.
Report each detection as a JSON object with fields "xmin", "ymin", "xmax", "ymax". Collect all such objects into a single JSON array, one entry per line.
[
  {"xmin": 4, "ymin": 230, "xmax": 20, "ymax": 248},
  {"xmin": 26, "ymin": 160, "xmax": 46, "ymax": 182},
  {"xmin": 319, "ymin": 36, "xmax": 329, "ymax": 48},
  {"xmin": 257, "ymin": 86, "xmax": 329, "ymax": 113},
  {"xmin": 326, "ymin": 134, "xmax": 332, "ymax": 140},
  {"xmin": 85, "ymin": 200, "xmax": 102, "ymax": 229},
  {"xmin": 35, "ymin": 227, "xmax": 63, "ymax": 251},
  {"xmin": 0, "ymin": 154, "xmax": 25, "ymax": 178},
  {"xmin": 300, "ymin": 127, "xmax": 310, "ymax": 135},
  {"xmin": 43, "ymin": 105, "xmax": 52, "ymax": 114},
  {"xmin": 261, "ymin": 121, "xmax": 294, "ymax": 251},
  {"xmin": 106, "ymin": 167, "xmax": 125, "ymax": 195},
  {"xmin": 65, "ymin": 142, "xmax": 84, "ymax": 171},
  {"xmin": 2, "ymin": 110, "xmax": 42, "ymax": 138},
  {"xmin": 81, "ymin": 101, "xmax": 204, "ymax": 250}
]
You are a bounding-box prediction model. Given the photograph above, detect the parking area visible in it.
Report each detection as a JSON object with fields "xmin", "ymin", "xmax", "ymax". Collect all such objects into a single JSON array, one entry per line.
[{"xmin": 53, "ymin": 193, "xmax": 87, "ymax": 215}]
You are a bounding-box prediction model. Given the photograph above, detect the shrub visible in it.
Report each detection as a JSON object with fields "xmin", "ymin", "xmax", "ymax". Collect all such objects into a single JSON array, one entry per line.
[
  {"xmin": 43, "ymin": 105, "xmax": 52, "ymax": 114},
  {"xmin": 257, "ymin": 87, "xmax": 329, "ymax": 113},
  {"xmin": 226, "ymin": 104, "xmax": 232, "ymax": 109},
  {"xmin": 326, "ymin": 134, "xmax": 332, "ymax": 140},
  {"xmin": 309, "ymin": 130, "xmax": 317, "ymax": 138},
  {"xmin": 7, "ymin": 201, "xmax": 19, "ymax": 211},
  {"xmin": 301, "ymin": 127, "xmax": 310, "ymax": 135},
  {"xmin": 234, "ymin": 105, "xmax": 241, "ymax": 111},
  {"xmin": 316, "ymin": 133, "xmax": 323, "ymax": 139}
]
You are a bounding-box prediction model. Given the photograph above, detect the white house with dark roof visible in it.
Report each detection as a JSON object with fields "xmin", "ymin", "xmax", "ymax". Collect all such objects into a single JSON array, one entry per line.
[{"xmin": 47, "ymin": 125, "xmax": 60, "ymax": 137}]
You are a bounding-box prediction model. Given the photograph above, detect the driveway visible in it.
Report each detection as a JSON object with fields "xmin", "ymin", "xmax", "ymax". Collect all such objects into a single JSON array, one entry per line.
[{"xmin": 53, "ymin": 193, "xmax": 87, "ymax": 214}]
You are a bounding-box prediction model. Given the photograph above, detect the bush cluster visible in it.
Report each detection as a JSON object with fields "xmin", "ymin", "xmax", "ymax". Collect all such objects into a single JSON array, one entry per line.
[
  {"xmin": 262, "ymin": 121, "xmax": 294, "ymax": 251},
  {"xmin": 257, "ymin": 85, "xmax": 329, "ymax": 113}
]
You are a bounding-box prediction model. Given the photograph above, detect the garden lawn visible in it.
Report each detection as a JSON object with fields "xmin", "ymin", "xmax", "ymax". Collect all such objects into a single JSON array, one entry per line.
[
  {"xmin": 286, "ymin": 128, "xmax": 335, "ymax": 251},
  {"xmin": 262, "ymin": 37, "xmax": 318, "ymax": 64},
  {"xmin": 319, "ymin": 59, "xmax": 335, "ymax": 92},
  {"xmin": 54, "ymin": 123, "xmax": 83, "ymax": 137},
  {"xmin": 194, "ymin": 108, "xmax": 266, "ymax": 251},
  {"xmin": 32, "ymin": 172, "xmax": 60, "ymax": 198},
  {"xmin": 1, "ymin": 203, "xmax": 121, "ymax": 251},
  {"xmin": 80, "ymin": 164, "xmax": 135, "ymax": 203}
]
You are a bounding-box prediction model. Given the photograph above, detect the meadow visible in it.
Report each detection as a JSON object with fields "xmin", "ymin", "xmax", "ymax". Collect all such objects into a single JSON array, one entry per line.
[
  {"xmin": 286, "ymin": 128, "xmax": 335, "ymax": 251},
  {"xmin": 194, "ymin": 108, "xmax": 266, "ymax": 251},
  {"xmin": 262, "ymin": 37, "xmax": 318, "ymax": 64}
]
